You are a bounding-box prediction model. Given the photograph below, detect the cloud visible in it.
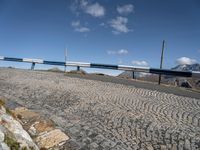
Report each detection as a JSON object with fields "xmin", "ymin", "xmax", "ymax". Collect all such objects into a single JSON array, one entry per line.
[
  {"xmin": 107, "ymin": 50, "xmax": 116, "ymax": 55},
  {"xmin": 80, "ymin": 0, "xmax": 88, "ymax": 7},
  {"xmin": 109, "ymin": 16, "xmax": 131, "ymax": 34},
  {"xmin": 176, "ymin": 57, "xmax": 197, "ymax": 65},
  {"xmin": 107, "ymin": 49, "xmax": 129, "ymax": 55},
  {"xmin": 85, "ymin": 3, "xmax": 105, "ymax": 17},
  {"xmin": 73, "ymin": 0, "xmax": 105, "ymax": 17},
  {"xmin": 118, "ymin": 49, "xmax": 128, "ymax": 54},
  {"xmin": 71, "ymin": 21, "xmax": 80, "ymax": 27},
  {"xmin": 71, "ymin": 21, "xmax": 90, "ymax": 33},
  {"xmin": 117, "ymin": 4, "xmax": 134, "ymax": 15},
  {"xmin": 132, "ymin": 60, "xmax": 148, "ymax": 66},
  {"xmin": 75, "ymin": 27, "xmax": 90, "ymax": 32},
  {"xmin": 99, "ymin": 22, "xmax": 105, "ymax": 26}
]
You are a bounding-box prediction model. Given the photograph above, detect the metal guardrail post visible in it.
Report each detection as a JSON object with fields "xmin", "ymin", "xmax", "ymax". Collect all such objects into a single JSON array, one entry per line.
[
  {"xmin": 77, "ymin": 66, "xmax": 80, "ymax": 71},
  {"xmin": 31, "ymin": 62, "xmax": 35, "ymax": 70},
  {"xmin": 132, "ymin": 71, "xmax": 135, "ymax": 79}
]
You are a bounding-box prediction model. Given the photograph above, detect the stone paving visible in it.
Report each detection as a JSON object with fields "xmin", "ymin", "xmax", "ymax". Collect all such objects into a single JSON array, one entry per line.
[{"xmin": 0, "ymin": 68, "xmax": 200, "ymax": 150}]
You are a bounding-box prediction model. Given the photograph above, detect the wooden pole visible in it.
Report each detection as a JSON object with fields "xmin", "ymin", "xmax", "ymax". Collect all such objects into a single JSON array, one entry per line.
[{"xmin": 158, "ymin": 40, "xmax": 165, "ymax": 85}]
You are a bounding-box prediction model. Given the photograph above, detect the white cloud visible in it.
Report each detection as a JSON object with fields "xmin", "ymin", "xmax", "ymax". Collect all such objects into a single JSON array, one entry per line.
[
  {"xmin": 85, "ymin": 3, "xmax": 105, "ymax": 17},
  {"xmin": 107, "ymin": 49, "xmax": 129, "ymax": 55},
  {"xmin": 118, "ymin": 49, "xmax": 128, "ymax": 54},
  {"xmin": 117, "ymin": 4, "xmax": 134, "ymax": 15},
  {"xmin": 71, "ymin": 21, "xmax": 80, "ymax": 27},
  {"xmin": 109, "ymin": 16, "xmax": 131, "ymax": 34},
  {"xmin": 80, "ymin": 0, "xmax": 88, "ymax": 7},
  {"xmin": 74, "ymin": 0, "xmax": 105, "ymax": 17},
  {"xmin": 176, "ymin": 57, "xmax": 197, "ymax": 65},
  {"xmin": 71, "ymin": 21, "xmax": 90, "ymax": 33},
  {"xmin": 107, "ymin": 50, "xmax": 116, "ymax": 55},
  {"xmin": 75, "ymin": 27, "xmax": 90, "ymax": 32},
  {"xmin": 99, "ymin": 22, "xmax": 105, "ymax": 26},
  {"xmin": 132, "ymin": 60, "xmax": 148, "ymax": 66}
]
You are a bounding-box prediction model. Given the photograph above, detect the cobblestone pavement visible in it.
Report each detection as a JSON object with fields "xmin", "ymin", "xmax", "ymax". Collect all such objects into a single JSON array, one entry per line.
[{"xmin": 0, "ymin": 68, "xmax": 200, "ymax": 150}]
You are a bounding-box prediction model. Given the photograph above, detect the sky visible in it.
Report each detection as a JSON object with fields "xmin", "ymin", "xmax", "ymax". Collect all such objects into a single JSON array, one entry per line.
[{"xmin": 0, "ymin": 0, "xmax": 200, "ymax": 75}]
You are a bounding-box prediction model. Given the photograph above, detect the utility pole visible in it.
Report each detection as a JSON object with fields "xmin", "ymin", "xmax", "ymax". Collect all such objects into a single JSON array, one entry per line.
[
  {"xmin": 158, "ymin": 40, "xmax": 165, "ymax": 85},
  {"xmin": 64, "ymin": 48, "xmax": 67, "ymax": 72}
]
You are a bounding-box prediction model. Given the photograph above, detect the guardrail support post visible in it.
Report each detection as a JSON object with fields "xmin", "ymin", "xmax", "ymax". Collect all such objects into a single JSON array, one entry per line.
[
  {"xmin": 31, "ymin": 62, "xmax": 35, "ymax": 70},
  {"xmin": 132, "ymin": 71, "xmax": 135, "ymax": 79},
  {"xmin": 77, "ymin": 66, "xmax": 80, "ymax": 71}
]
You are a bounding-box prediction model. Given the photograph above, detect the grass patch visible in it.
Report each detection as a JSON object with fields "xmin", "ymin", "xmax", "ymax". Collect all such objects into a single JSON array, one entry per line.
[
  {"xmin": 22, "ymin": 147, "xmax": 28, "ymax": 150},
  {"xmin": 40, "ymin": 148, "xmax": 47, "ymax": 150},
  {"xmin": 4, "ymin": 135, "xmax": 20, "ymax": 150},
  {"xmin": 0, "ymin": 99, "xmax": 5, "ymax": 107},
  {"xmin": 65, "ymin": 70, "xmax": 87, "ymax": 75},
  {"xmin": 5, "ymin": 108, "xmax": 16, "ymax": 118},
  {"xmin": 0, "ymin": 98, "xmax": 16, "ymax": 118}
]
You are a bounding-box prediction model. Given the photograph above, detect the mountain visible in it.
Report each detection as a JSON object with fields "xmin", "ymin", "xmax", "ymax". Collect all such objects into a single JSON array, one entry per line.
[
  {"xmin": 118, "ymin": 64, "xmax": 200, "ymax": 90},
  {"xmin": 172, "ymin": 63, "xmax": 200, "ymax": 72},
  {"xmin": 170, "ymin": 63, "xmax": 200, "ymax": 89},
  {"xmin": 118, "ymin": 71, "xmax": 150, "ymax": 79}
]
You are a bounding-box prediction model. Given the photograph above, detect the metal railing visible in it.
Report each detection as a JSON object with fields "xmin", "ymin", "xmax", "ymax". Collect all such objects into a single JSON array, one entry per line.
[{"xmin": 0, "ymin": 56, "xmax": 200, "ymax": 78}]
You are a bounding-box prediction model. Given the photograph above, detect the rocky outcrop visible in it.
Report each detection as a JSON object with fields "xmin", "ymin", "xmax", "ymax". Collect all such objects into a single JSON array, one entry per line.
[
  {"xmin": 0, "ymin": 99, "xmax": 70, "ymax": 150},
  {"xmin": 12, "ymin": 107, "xmax": 69, "ymax": 149},
  {"xmin": 0, "ymin": 101, "xmax": 38, "ymax": 150}
]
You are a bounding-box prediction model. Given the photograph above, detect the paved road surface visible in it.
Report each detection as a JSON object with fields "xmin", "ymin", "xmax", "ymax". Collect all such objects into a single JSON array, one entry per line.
[
  {"xmin": 65, "ymin": 73, "xmax": 200, "ymax": 99},
  {"xmin": 0, "ymin": 68, "xmax": 200, "ymax": 150}
]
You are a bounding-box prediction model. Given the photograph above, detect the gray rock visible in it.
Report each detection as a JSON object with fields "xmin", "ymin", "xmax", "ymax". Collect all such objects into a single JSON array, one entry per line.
[
  {"xmin": 0, "ymin": 130, "xmax": 4, "ymax": 142},
  {"xmin": 1, "ymin": 143, "xmax": 10, "ymax": 150},
  {"xmin": 0, "ymin": 106, "xmax": 39, "ymax": 150}
]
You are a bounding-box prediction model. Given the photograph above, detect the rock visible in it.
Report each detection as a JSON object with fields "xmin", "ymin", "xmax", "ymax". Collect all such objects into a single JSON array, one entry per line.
[
  {"xmin": 36, "ymin": 129, "xmax": 69, "ymax": 149},
  {"xmin": 0, "ymin": 106, "xmax": 6, "ymax": 114},
  {"xmin": 12, "ymin": 107, "xmax": 41, "ymax": 131},
  {"xmin": 184, "ymin": 139, "xmax": 191, "ymax": 150},
  {"xmin": 0, "ymin": 130, "xmax": 4, "ymax": 142},
  {"xmin": 1, "ymin": 114, "xmax": 33, "ymax": 142},
  {"xmin": 94, "ymin": 134, "xmax": 105, "ymax": 144},
  {"xmin": 180, "ymin": 81, "xmax": 192, "ymax": 88},
  {"xmin": 89, "ymin": 142, "xmax": 99, "ymax": 149},
  {"xmin": 13, "ymin": 107, "xmax": 40, "ymax": 120},
  {"xmin": 146, "ymin": 144, "xmax": 154, "ymax": 150},
  {"xmin": 0, "ymin": 107, "xmax": 39, "ymax": 150},
  {"xmin": 100, "ymin": 139, "xmax": 116, "ymax": 148},
  {"xmin": 160, "ymin": 145, "xmax": 167, "ymax": 150},
  {"xmin": 28, "ymin": 120, "xmax": 54, "ymax": 136},
  {"xmin": 1, "ymin": 142, "xmax": 10, "ymax": 150}
]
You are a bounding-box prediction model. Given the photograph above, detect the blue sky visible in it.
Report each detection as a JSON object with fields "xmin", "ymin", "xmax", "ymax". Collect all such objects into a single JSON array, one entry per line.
[{"xmin": 0, "ymin": 0, "xmax": 200, "ymax": 75}]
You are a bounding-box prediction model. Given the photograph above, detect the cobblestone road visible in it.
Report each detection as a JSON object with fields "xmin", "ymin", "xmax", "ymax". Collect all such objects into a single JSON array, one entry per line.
[{"xmin": 0, "ymin": 68, "xmax": 200, "ymax": 150}]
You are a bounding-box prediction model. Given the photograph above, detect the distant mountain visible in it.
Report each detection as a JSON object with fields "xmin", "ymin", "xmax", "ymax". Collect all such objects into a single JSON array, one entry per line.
[
  {"xmin": 169, "ymin": 63, "xmax": 200, "ymax": 89},
  {"xmin": 118, "ymin": 71, "xmax": 150, "ymax": 79},
  {"xmin": 172, "ymin": 63, "xmax": 200, "ymax": 72},
  {"xmin": 118, "ymin": 64, "xmax": 200, "ymax": 90}
]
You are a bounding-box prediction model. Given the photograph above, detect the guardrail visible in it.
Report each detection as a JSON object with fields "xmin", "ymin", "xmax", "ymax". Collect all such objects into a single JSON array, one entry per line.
[{"xmin": 0, "ymin": 56, "xmax": 200, "ymax": 78}]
